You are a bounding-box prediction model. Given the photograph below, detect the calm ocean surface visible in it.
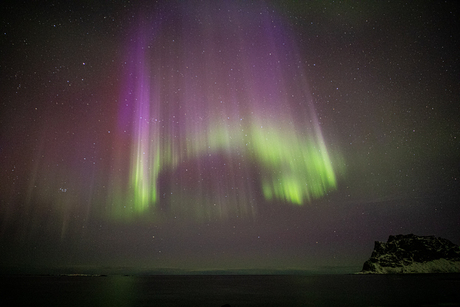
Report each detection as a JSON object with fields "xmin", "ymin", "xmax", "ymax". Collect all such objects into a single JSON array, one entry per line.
[{"xmin": 1, "ymin": 274, "xmax": 459, "ymax": 306}]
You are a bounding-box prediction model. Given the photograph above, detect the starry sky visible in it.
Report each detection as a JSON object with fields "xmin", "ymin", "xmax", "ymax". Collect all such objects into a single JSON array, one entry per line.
[{"xmin": 1, "ymin": 1, "xmax": 459, "ymax": 275}]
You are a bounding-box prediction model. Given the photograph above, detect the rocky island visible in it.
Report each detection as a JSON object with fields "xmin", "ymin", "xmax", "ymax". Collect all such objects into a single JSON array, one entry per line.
[{"xmin": 360, "ymin": 234, "xmax": 460, "ymax": 274}]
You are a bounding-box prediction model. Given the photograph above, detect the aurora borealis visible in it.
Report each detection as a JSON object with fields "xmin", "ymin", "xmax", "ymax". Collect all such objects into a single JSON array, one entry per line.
[
  {"xmin": 1, "ymin": 1, "xmax": 459, "ymax": 274},
  {"xmin": 107, "ymin": 3, "xmax": 343, "ymax": 221}
]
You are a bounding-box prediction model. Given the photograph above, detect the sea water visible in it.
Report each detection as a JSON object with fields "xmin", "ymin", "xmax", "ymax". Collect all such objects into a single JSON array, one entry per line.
[{"xmin": 1, "ymin": 274, "xmax": 459, "ymax": 306}]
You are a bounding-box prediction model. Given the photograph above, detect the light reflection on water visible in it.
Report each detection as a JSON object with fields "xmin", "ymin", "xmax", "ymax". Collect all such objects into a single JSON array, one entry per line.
[{"xmin": 2, "ymin": 274, "xmax": 460, "ymax": 306}]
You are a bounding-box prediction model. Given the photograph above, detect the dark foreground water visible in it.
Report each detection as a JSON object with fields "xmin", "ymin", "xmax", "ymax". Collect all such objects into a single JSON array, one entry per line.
[{"xmin": 1, "ymin": 274, "xmax": 459, "ymax": 306}]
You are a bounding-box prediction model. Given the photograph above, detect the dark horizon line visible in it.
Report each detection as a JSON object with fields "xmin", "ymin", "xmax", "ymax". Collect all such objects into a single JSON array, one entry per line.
[{"xmin": 0, "ymin": 266, "xmax": 361, "ymax": 276}]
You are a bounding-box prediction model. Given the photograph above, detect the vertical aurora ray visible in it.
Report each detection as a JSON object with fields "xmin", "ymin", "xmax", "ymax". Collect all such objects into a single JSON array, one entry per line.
[
  {"xmin": 131, "ymin": 68, "xmax": 152, "ymax": 212},
  {"xmin": 109, "ymin": 19, "xmax": 164, "ymax": 218},
  {"xmin": 108, "ymin": 2, "xmax": 345, "ymax": 221}
]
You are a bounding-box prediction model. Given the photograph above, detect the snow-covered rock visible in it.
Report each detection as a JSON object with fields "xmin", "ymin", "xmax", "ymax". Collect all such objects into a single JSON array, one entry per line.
[{"xmin": 360, "ymin": 234, "xmax": 460, "ymax": 274}]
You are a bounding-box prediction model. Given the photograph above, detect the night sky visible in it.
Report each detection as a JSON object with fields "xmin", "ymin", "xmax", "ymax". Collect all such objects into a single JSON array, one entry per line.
[{"xmin": 1, "ymin": 1, "xmax": 459, "ymax": 275}]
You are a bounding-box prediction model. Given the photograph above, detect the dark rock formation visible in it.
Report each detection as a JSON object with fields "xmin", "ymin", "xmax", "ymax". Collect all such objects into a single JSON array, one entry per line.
[{"xmin": 360, "ymin": 234, "xmax": 460, "ymax": 274}]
